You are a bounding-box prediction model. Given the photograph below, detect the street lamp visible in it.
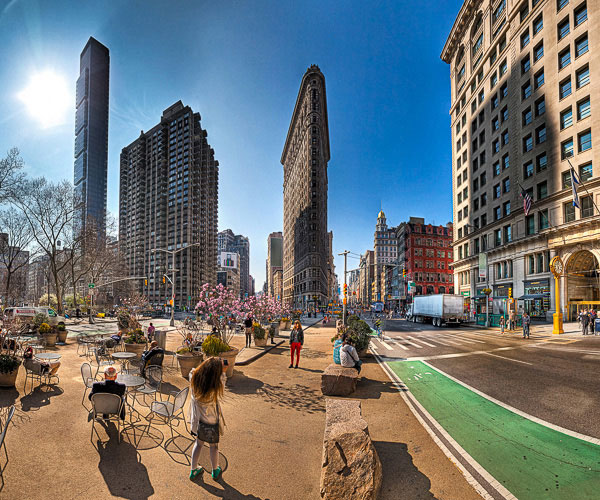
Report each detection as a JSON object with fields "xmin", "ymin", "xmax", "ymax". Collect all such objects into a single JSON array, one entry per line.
[{"xmin": 151, "ymin": 242, "xmax": 202, "ymax": 326}]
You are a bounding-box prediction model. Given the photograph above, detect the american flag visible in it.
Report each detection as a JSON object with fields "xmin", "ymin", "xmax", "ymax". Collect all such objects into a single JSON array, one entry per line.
[{"xmin": 521, "ymin": 187, "xmax": 532, "ymax": 216}]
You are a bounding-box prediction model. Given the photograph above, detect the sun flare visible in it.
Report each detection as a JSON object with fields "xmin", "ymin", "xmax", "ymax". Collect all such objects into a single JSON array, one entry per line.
[{"xmin": 18, "ymin": 70, "xmax": 71, "ymax": 128}]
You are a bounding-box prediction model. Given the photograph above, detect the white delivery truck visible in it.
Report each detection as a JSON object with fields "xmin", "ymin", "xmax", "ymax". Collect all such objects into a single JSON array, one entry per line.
[{"xmin": 408, "ymin": 294, "xmax": 464, "ymax": 327}]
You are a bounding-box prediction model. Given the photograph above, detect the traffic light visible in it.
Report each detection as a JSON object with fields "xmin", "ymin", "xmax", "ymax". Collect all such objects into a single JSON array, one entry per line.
[
  {"xmin": 508, "ymin": 287, "xmax": 512, "ymax": 299},
  {"xmin": 144, "ymin": 279, "xmax": 148, "ymax": 286},
  {"xmin": 162, "ymin": 276, "xmax": 166, "ymax": 284},
  {"xmin": 343, "ymin": 284, "xmax": 348, "ymax": 296},
  {"xmin": 403, "ymin": 269, "xmax": 407, "ymax": 278}
]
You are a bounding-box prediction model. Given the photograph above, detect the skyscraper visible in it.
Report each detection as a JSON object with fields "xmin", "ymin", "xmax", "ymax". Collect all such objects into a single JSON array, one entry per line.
[
  {"xmin": 74, "ymin": 37, "xmax": 109, "ymax": 234},
  {"xmin": 266, "ymin": 231, "xmax": 283, "ymax": 299},
  {"xmin": 119, "ymin": 101, "xmax": 218, "ymax": 307},
  {"xmin": 282, "ymin": 65, "xmax": 331, "ymax": 309},
  {"xmin": 217, "ymin": 229, "xmax": 251, "ymax": 297}
]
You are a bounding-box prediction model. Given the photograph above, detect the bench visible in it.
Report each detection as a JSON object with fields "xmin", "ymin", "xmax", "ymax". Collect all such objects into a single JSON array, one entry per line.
[{"xmin": 321, "ymin": 363, "xmax": 358, "ymax": 396}]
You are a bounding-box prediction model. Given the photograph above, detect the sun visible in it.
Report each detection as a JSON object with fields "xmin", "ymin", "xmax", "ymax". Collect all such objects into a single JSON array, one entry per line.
[{"xmin": 18, "ymin": 70, "xmax": 71, "ymax": 128}]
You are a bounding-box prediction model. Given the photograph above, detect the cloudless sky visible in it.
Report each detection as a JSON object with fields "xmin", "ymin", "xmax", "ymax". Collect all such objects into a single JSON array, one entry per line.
[{"xmin": 0, "ymin": 0, "xmax": 460, "ymax": 288}]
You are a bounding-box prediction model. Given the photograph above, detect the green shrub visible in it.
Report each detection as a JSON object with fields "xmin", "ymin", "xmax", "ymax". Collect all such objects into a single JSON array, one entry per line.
[
  {"xmin": 56, "ymin": 323, "xmax": 66, "ymax": 331},
  {"xmin": 202, "ymin": 335, "xmax": 231, "ymax": 356},
  {"xmin": 346, "ymin": 319, "xmax": 372, "ymax": 352},
  {"xmin": 252, "ymin": 324, "xmax": 266, "ymax": 339},
  {"xmin": 0, "ymin": 354, "xmax": 21, "ymax": 374},
  {"xmin": 124, "ymin": 329, "xmax": 146, "ymax": 344},
  {"xmin": 38, "ymin": 323, "xmax": 52, "ymax": 334},
  {"xmin": 33, "ymin": 313, "xmax": 49, "ymax": 329}
]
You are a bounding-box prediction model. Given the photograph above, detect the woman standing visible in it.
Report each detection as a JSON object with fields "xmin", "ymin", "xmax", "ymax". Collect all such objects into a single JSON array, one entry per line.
[
  {"xmin": 188, "ymin": 358, "xmax": 226, "ymax": 481},
  {"xmin": 289, "ymin": 320, "xmax": 304, "ymax": 369},
  {"xmin": 499, "ymin": 316, "xmax": 505, "ymax": 334}
]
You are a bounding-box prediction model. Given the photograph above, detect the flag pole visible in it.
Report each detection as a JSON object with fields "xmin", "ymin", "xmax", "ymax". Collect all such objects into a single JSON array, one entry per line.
[
  {"xmin": 567, "ymin": 157, "xmax": 600, "ymax": 216},
  {"xmin": 518, "ymin": 181, "xmax": 552, "ymax": 228}
]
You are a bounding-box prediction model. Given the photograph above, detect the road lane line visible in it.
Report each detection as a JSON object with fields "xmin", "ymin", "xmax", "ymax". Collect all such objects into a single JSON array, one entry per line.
[
  {"xmin": 407, "ymin": 336, "xmax": 436, "ymax": 347},
  {"xmin": 481, "ymin": 352, "xmax": 533, "ymax": 365}
]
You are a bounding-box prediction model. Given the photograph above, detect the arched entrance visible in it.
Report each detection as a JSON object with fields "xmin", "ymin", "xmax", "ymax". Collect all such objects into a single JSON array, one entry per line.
[{"xmin": 566, "ymin": 250, "xmax": 600, "ymax": 320}]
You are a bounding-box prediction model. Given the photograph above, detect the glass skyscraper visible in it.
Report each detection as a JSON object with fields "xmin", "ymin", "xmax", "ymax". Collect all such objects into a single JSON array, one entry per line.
[{"xmin": 74, "ymin": 37, "xmax": 109, "ymax": 234}]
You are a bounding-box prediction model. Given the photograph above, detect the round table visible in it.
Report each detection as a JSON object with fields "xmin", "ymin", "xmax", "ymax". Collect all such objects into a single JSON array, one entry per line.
[
  {"xmin": 35, "ymin": 352, "xmax": 61, "ymax": 362},
  {"xmin": 112, "ymin": 352, "xmax": 137, "ymax": 373},
  {"xmin": 116, "ymin": 374, "xmax": 145, "ymax": 388}
]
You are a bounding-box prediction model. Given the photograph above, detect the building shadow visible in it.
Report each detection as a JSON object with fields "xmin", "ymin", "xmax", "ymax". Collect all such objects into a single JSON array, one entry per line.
[
  {"xmin": 96, "ymin": 434, "xmax": 155, "ymax": 500},
  {"xmin": 19, "ymin": 385, "xmax": 64, "ymax": 412},
  {"xmin": 373, "ymin": 441, "xmax": 438, "ymax": 500}
]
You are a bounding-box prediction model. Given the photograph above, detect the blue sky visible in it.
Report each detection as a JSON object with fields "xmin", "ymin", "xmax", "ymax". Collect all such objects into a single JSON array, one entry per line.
[{"xmin": 0, "ymin": 0, "xmax": 460, "ymax": 288}]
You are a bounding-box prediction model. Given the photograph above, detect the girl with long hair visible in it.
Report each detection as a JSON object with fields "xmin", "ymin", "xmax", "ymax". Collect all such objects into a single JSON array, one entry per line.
[{"xmin": 188, "ymin": 357, "xmax": 226, "ymax": 480}]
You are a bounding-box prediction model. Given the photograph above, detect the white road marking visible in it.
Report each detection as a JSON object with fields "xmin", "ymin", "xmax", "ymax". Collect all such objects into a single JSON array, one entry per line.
[
  {"xmin": 376, "ymin": 339, "xmax": 393, "ymax": 351},
  {"xmin": 401, "ymin": 337, "xmax": 424, "ymax": 349},
  {"xmin": 407, "ymin": 336, "xmax": 436, "ymax": 347},
  {"xmin": 390, "ymin": 340, "xmax": 409, "ymax": 351},
  {"xmin": 482, "ymin": 352, "xmax": 533, "ymax": 365}
]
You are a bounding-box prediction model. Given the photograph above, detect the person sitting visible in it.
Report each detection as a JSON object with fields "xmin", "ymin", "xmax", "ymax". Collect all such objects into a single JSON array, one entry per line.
[
  {"xmin": 340, "ymin": 335, "xmax": 362, "ymax": 374},
  {"xmin": 140, "ymin": 341, "xmax": 164, "ymax": 375},
  {"xmin": 23, "ymin": 346, "xmax": 60, "ymax": 377},
  {"xmin": 111, "ymin": 330, "xmax": 123, "ymax": 344},
  {"xmin": 89, "ymin": 366, "xmax": 126, "ymax": 419}
]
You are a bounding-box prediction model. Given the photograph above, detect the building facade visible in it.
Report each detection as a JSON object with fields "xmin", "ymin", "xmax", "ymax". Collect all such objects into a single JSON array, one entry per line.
[
  {"xmin": 281, "ymin": 65, "xmax": 331, "ymax": 309},
  {"xmin": 217, "ymin": 229, "xmax": 251, "ymax": 298},
  {"xmin": 359, "ymin": 250, "xmax": 375, "ymax": 306},
  {"xmin": 443, "ymin": 0, "xmax": 599, "ymax": 321},
  {"xmin": 119, "ymin": 101, "xmax": 218, "ymax": 308},
  {"xmin": 266, "ymin": 231, "xmax": 283, "ymax": 299},
  {"xmin": 373, "ymin": 211, "xmax": 398, "ymax": 302},
  {"xmin": 74, "ymin": 37, "xmax": 110, "ymax": 234}
]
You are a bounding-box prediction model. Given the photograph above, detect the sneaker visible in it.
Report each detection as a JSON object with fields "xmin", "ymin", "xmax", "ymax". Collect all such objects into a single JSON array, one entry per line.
[
  {"xmin": 294, "ymin": 364, "xmax": 298, "ymax": 369},
  {"xmin": 289, "ymin": 364, "xmax": 293, "ymax": 368},
  {"xmin": 212, "ymin": 466, "xmax": 222, "ymax": 480},
  {"xmin": 189, "ymin": 467, "xmax": 203, "ymax": 480}
]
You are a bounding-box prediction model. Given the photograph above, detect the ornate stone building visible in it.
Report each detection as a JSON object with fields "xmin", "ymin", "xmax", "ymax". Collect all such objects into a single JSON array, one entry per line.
[
  {"xmin": 442, "ymin": 0, "xmax": 599, "ymax": 321},
  {"xmin": 281, "ymin": 65, "xmax": 331, "ymax": 309},
  {"xmin": 373, "ymin": 210, "xmax": 397, "ymax": 302}
]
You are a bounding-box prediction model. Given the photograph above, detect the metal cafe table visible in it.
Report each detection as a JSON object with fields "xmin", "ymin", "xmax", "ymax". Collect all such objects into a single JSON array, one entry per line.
[
  {"xmin": 111, "ymin": 352, "xmax": 137, "ymax": 373},
  {"xmin": 116, "ymin": 373, "xmax": 145, "ymax": 421}
]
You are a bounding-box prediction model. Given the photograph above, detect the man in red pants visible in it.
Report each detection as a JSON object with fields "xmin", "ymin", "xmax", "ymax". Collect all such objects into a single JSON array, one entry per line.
[{"xmin": 289, "ymin": 320, "xmax": 304, "ymax": 368}]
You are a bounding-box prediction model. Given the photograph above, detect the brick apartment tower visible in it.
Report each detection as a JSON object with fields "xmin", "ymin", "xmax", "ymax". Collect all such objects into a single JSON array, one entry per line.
[
  {"xmin": 281, "ymin": 65, "xmax": 331, "ymax": 309},
  {"xmin": 119, "ymin": 101, "xmax": 218, "ymax": 308}
]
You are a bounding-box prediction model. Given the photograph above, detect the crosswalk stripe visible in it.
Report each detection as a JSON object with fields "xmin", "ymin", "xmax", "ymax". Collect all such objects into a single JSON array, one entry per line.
[
  {"xmin": 451, "ymin": 336, "xmax": 484, "ymax": 344},
  {"xmin": 390, "ymin": 340, "xmax": 409, "ymax": 351},
  {"xmin": 400, "ymin": 337, "xmax": 423, "ymax": 349},
  {"xmin": 376, "ymin": 339, "xmax": 393, "ymax": 351},
  {"xmin": 407, "ymin": 336, "xmax": 436, "ymax": 348}
]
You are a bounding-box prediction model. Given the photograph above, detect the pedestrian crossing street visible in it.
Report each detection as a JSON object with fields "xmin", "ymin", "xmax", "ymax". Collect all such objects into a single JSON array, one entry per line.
[{"xmin": 370, "ymin": 329, "xmax": 552, "ymax": 354}]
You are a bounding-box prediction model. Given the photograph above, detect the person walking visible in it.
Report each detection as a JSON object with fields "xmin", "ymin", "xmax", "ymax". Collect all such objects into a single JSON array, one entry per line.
[
  {"xmin": 499, "ymin": 316, "xmax": 505, "ymax": 334},
  {"xmin": 188, "ymin": 358, "xmax": 226, "ymax": 481},
  {"xmin": 509, "ymin": 311, "xmax": 515, "ymax": 331},
  {"xmin": 581, "ymin": 309, "xmax": 590, "ymax": 336},
  {"xmin": 522, "ymin": 312, "xmax": 531, "ymax": 339},
  {"xmin": 590, "ymin": 309, "xmax": 596, "ymax": 335},
  {"xmin": 289, "ymin": 320, "xmax": 304, "ymax": 369},
  {"xmin": 244, "ymin": 315, "xmax": 253, "ymax": 348}
]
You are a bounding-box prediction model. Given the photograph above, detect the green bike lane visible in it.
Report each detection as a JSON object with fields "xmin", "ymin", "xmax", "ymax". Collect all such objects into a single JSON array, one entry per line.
[{"xmin": 388, "ymin": 360, "xmax": 600, "ymax": 500}]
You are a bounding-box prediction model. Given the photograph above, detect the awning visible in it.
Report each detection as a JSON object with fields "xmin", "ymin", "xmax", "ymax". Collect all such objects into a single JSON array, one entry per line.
[{"xmin": 518, "ymin": 294, "xmax": 548, "ymax": 300}]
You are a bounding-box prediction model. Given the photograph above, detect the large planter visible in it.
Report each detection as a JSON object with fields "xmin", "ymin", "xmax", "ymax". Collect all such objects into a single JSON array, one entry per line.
[
  {"xmin": 42, "ymin": 332, "xmax": 58, "ymax": 347},
  {"xmin": 176, "ymin": 353, "xmax": 204, "ymax": 379},
  {"xmin": 0, "ymin": 366, "xmax": 21, "ymax": 388},
  {"xmin": 254, "ymin": 336, "xmax": 267, "ymax": 347},
  {"xmin": 57, "ymin": 330, "xmax": 68, "ymax": 343},
  {"xmin": 280, "ymin": 320, "xmax": 291, "ymax": 331},
  {"xmin": 218, "ymin": 348, "xmax": 239, "ymax": 378},
  {"xmin": 124, "ymin": 342, "xmax": 147, "ymax": 358}
]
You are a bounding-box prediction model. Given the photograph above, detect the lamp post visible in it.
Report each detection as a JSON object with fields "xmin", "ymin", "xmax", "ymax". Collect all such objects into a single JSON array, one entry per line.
[
  {"xmin": 550, "ymin": 256, "xmax": 565, "ymax": 335},
  {"xmin": 151, "ymin": 242, "xmax": 202, "ymax": 326}
]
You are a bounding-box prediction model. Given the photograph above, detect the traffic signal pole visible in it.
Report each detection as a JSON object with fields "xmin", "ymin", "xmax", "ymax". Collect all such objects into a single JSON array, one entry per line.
[{"xmin": 339, "ymin": 250, "xmax": 349, "ymax": 326}]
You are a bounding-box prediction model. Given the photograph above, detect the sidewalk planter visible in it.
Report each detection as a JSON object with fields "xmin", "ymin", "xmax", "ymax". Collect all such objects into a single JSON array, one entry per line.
[
  {"xmin": 254, "ymin": 337, "xmax": 267, "ymax": 347},
  {"xmin": 252, "ymin": 324, "xmax": 267, "ymax": 347},
  {"xmin": 57, "ymin": 329, "xmax": 68, "ymax": 343},
  {"xmin": 280, "ymin": 320, "xmax": 291, "ymax": 331},
  {"xmin": 124, "ymin": 342, "xmax": 146, "ymax": 358},
  {"xmin": 42, "ymin": 332, "xmax": 58, "ymax": 347},
  {"xmin": 0, "ymin": 357, "xmax": 21, "ymax": 388},
  {"xmin": 219, "ymin": 347, "xmax": 239, "ymax": 378},
  {"xmin": 176, "ymin": 352, "xmax": 203, "ymax": 378}
]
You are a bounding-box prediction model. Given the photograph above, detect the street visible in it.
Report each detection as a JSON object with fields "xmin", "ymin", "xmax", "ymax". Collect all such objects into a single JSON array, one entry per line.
[{"xmin": 371, "ymin": 318, "xmax": 600, "ymax": 500}]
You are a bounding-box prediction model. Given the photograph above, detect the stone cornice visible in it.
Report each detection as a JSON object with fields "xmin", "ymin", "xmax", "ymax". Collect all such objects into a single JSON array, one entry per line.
[{"xmin": 440, "ymin": 0, "xmax": 482, "ymax": 64}]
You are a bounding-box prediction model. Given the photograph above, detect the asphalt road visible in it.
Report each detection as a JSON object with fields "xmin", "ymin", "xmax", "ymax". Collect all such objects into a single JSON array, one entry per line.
[{"xmin": 372, "ymin": 318, "xmax": 600, "ymax": 439}]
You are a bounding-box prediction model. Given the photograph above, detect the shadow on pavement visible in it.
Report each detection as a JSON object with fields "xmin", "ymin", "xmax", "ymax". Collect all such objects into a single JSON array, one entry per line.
[
  {"xmin": 191, "ymin": 477, "xmax": 263, "ymax": 500},
  {"xmin": 226, "ymin": 372, "xmax": 264, "ymax": 395},
  {"xmin": 19, "ymin": 385, "xmax": 64, "ymax": 412},
  {"xmin": 373, "ymin": 441, "xmax": 438, "ymax": 500},
  {"xmin": 258, "ymin": 383, "xmax": 325, "ymax": 414},
  {"xmin": 97, "ymin": 434, "xmax": 155, "ymax": 500}
]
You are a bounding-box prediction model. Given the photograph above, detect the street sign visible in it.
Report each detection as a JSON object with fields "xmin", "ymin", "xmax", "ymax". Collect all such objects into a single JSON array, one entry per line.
[{"xmin": 88, "ymin": 283, "xmax": 95, "ymax": 289}]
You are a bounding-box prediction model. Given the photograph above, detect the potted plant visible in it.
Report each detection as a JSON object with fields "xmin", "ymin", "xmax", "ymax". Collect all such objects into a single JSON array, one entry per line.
[
  {"xmin": 39, "ymin": 322, "xmax": 58, "ymax": 347},
  {"xmin": 202, "ymin": 335, "xmax": 237, "ymax": 377},
  {"xmin": 280, "ymin": 317, "xmax": 291, "ymax": 330},
  {"xmin": 252, "ymin": 323, "xmax": 267, "ymax": 347},
  {"xmin": 0, "ymin": 318, "xmax": 22, "ymax": 387},
  {"xmin": 123, "ymin": 328, "xmax": 147, "ymax": 357},
  {"xmin": 176, "ymin": 346, "xmax": 203, "ymax": 378},
  {"xmin": 56, "ymin": 323, "xmax": 68, "ymax": 343}
]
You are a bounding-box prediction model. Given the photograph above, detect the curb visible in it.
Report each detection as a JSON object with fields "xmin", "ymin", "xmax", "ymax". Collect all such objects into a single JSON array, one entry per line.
[{"xmin": 235, "ymin": 340, "xmax": 285, "ymax": 365}]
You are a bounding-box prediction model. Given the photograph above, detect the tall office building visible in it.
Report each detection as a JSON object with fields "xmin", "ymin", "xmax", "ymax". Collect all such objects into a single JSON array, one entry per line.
[
  {"xmin": 119, "ymin": 101, "xmax": 218, "ymax": 308},
  {"xmin": 281, "ymin": 65, "xmax": 331, "ymax": 308},
  {"xmin": 442, "ymin": 0, "xmax": 599, "ymax": 321},
  {"xmin": 373, "ymin": 211, "xmax": 397, "ymax": 302},
  {"xmin": 266, "ymin": 231, "xmax": 283, "ymax": 299},
  {"xmin": 74, "ymin": 37, "xmax": 110, "ymax": 234},
  {"xmin": 217, "ymin": 229, "xmax": 251, "ymax": 297}
]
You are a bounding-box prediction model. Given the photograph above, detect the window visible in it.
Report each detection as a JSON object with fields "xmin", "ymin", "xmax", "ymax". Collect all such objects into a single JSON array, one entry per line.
[
  {"xmin": 536, "ymin": 152, "xmax": 548, "ymax": 172},
  {"xmin": 562, "ymin": 170, "xmax": 572, "ymax": 188},
  {"xmin": 493, "ymin": 139, "xmax": 500, "ymax": 153},
  {"xmin": 523, "ymin": 134, "xmax": 533, "ymax": 152},
  {"xmin": 533, "ymin": 14, "xmax": 543, "ymax": 35},
  {"xmin": 500, "ymin": 59, "xmax": 508, "ymax": 76},
  {"xmin": 558, "ymin": 18, "xmax": 570, "ymax": 40},
  {"xmin": 564, "ymin": 202, "xmax": 576, "ymax": 222},
  {"xmin": 491, "ymin": 93, "xmax": 499, "ymax": 110},
  {"xmin": 479, "ymin": 129, "xmax": 485, "ymax": 144},
  {"xmin": 581, "ymin": 196, "xmax": 593, "ymax": 218},
  {"xmin": 522, "ymin": 81, "xmax": 532, "ymax": 100},
  {"xmin": 575, "ymin": 2, "xmax": 587, "ymax": 27},
  {"xmin": 575, "ymin": 34, "xmax": 588, "ymax": 58},
  {"xmin": 503, "ymin": 177, "xmax": 510, "ymax": 193},
  {"xmin": 561, "ymin": 138, "xmax": 574, "ymax": 159},
  {"xmin": 502, "ymin": 153, "xmax": 510, "ymax": 170},
  {"xmin": 494, "ymin": 161, "xmax": 501, "ymax": 176},
  {"xmin": 521, "ymin": 55, "xmax": 531, "ymax": 74},
  {"xmin": 560, "ymin": 107, "xmax": 573, "ymax": 129},
  {"xmin": 558, "ymin": 48, "xmax": 571, "ymax": 70},
  {"xmin": 558, "ymin": 0, "xmax": 569, "ymax": 11},
  {"xmin": 502, "ymin": 129, "xmax": 509, "ymax": 145},
  {"xmin": 538, "ymin": 210, "xmax": 549, "ymax": 230},
  {"xmin": 559, "ymin": 78, "xmax": 572, "ymax": 99},
  {"xmin": 481, "ymin": 193, "xmax": 487, "ymax": 206},
  {"xmin": 494, "ymin": 184, "xmax": 501, "ymax": 198},
  {"xmin": 490, "ymin": 48, "xmax": 498, "ymax": 65},
  {"xmin": 521, "ymin": 29, "xmax": 530, "ymax": 48},
  {"xmin": 479, "ymin": 90, "xmax": 485, "ymax": 103},
  {"xmin": 473, "ymin": 178, "xmax": 479, "ymax": 191},
  {"xmin": 503, "ymin": 201, "xmax": 511, "ymax": 216},
  {"xmin": 579, "ymin": 162, "xmax": 592, "ymax": 181},
  {"xmin": 481, "ymin": 213, "xmax": 487, "ymax": 226},
  {"xmin": 491, "ymin": 73, "xmax": 498, "ymax": 88},
  {"xmin": 536, "ymin": 124, "xmax": 546, "ymax": 144},
  {"xmin": 492, "ymin": 116, "xmax": 500, "ymax": 130},
  {"xmin": 526, "ymin": 215, "xmax": 535, "ymax": 235},
  {"xmin": 493, "ymin": 0, "xmax": 506, "ymax": 24},
  {"xmin": 473, "ymin": 158, "xmax": 479, "ymax": 171},
  {"xmin": 534, "ymin": 69, "xmax": 545, "ymax": 89},
  {"xmin": 504, "ymin": 225, "xmax": 512, "ymax": 243},
  {"xmin": 576, "ymin": 65, "xmax": 590, "ymax": 88},
  {"xmin": 501, "ymin": 83, "xmax": 508, "ymax": 99},
  {"xmin": 502, "ymin": 106, "xmax": 509, "ymax": 122},
  {"xmin": 474, "ymin": 198, "xmax": 480, "ymax": 211},
  {"xmin": 537, "ymin": 180, "xmax": 548, "ymax": 199},
  {"xmin": 524, "ymin": 161, "xmax": 534, "ymax": 178},
  {"xmin": 494, "ymin": 229, "xmax": 502, "ymax": 246},
  {"xmin": 480, "ymin": 151, "xmax": 486, "ymax": 166},
  {"xmin": 578, "ymin": 129, "xmax": 592, "ymax": 152},
  {"xmin": 520, "ymin": 3, "xmax": 529, "ymax": 22},
  {"xmin": 535, "ymin": 96, "xmax": 545, "ymax": 116},
  {"xmin": 480, "ymin": 171, "xmax": 487, "ymax": 186},
  {"xmin": 534, "ymin": 42, "xmax": 544, "ymax": 62},
  {"xmin": 494, "ymin": 206, "xmax": 501, "ymax": 220},
  {"xmin": 522, "ymin": 107, "xmax": 532, "ymax": 126},
  {"xmin": 578, "ymin": 97, "xmax": 590, "ymax": 120}
]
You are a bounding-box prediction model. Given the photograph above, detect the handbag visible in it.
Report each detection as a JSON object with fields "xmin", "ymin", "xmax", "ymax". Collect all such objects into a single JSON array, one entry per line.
[{"xmin": 195, "ymin": 402, "xmax": 221, "ymax": 443}]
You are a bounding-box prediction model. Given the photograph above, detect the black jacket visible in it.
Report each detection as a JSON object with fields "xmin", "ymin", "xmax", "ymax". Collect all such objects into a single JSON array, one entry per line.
[
  {"xmin": 290, "ymin": 327, "xmax": 304, "ymax": 345},
  {"xmin": 244, "ymin": 318, "xmax": 253, "ymax": 328},
  {"xmin": 89, "ymin": 380, "xmax": 126, "ymax": 418}
]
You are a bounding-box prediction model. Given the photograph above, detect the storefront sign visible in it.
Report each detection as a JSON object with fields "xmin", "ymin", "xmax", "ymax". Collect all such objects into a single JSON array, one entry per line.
[
  {"xmin": 478, "ymin": 253, "xmax": 487, "ymax": 279},
  {"xmin": 523, "ymin": 279, "xmax": 550, "ymax": 295},
  {"xmin": 476, "ymin": 288, "xmax": 487, "ymax": 297},
  {"xmin": 461, "ymin": 291, "xmax": 470, "ymax": 297},
  {"xmin": 494, "ymin": 283, "xmax": 513, "ymax": 297}
]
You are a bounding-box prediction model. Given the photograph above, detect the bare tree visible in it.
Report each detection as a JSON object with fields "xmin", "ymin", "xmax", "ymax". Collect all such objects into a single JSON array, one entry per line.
[
  {"xmin": 12, "ymin": 178, "xmax": 81, "ymax": 314},
  {"xmin": 0, "ymin": 148, "xmax": 25, "ymax": 204},
  {"xmin": 0, "ymin": 207, "xmax": 39, "ymax": 305}
]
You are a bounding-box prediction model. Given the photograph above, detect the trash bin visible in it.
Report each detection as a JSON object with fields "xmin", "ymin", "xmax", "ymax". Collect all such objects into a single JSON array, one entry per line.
[
  {"xmin": 154, "ymin": 330, "xmax": 167, "ymax": 350},
  {"xmin": 595, "ymin": 318, "xmax": 600, "ymax": 333}
]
